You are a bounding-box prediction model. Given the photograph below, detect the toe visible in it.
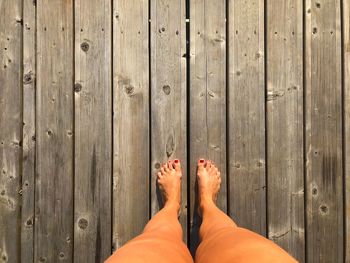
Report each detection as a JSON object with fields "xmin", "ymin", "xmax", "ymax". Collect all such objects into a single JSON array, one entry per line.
[
  {"xmin": 160, "ymin": 167, "xmax": 165, "ymax": 174},
  {"xmin": 162, "ymin": 163, "xmax": 169, "ymax": 172},
  {"xmin": 157, "ymin": 172, "xmax": 162, "ymax": 178},
  {"xmin": 167, "ymin": 160, "xmax": 174, "ymax": 170},
  {"xmin": 174, "ymin": 159, "xmax": 181, "ymax": 171},
  {"xmin": 206, "ymin": 160, "xmax": 212, "ymax": 170},
  {"xmin": 197, "ymin": 158, "xmax": 206, "ymax": 173}
]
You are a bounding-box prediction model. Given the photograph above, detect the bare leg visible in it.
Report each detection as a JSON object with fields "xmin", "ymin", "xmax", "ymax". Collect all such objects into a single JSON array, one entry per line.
[
  {"xmin": 195, "ymin": 159, "xmax": 297, "ymax": 263},
  {"xmin": 106, "ymin": 160, "xmax": 193, "ymax": 263}
]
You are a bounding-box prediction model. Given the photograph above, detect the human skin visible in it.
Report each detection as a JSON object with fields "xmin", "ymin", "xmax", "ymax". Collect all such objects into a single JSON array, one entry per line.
[
  {"xmin": 105, "ymin": 159, "xmax": 193, "ymax": 263},
  {"xmin": 105, "ymin": 159, "xmax": 297, "ymax": 263}
]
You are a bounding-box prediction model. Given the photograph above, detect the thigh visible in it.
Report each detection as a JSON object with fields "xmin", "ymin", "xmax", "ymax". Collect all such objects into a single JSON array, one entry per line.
[
  {"xmin": 106, "ymin": 232, "xmax": 193, "ymax": 263},
  {"xmin": 195, "ymin": 227, "xmax": 297, "ymax": 263}
]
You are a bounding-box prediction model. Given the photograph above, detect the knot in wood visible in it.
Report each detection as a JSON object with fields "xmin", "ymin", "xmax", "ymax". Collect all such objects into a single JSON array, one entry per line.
[
  {"xmin": 78, "ymin": 218, "xmax": 88, "ymax": 229},
  {"xmin": 81, "ymin": 42, "xmax": 89, "ymax": 52},
  {"xmin": 124, "ymin": 85, "xmax": 134, "ymax": 95},
  {"xmin": 319, "ymin": 205, "xmax": 328, "ymax": 214},
  {"xmin": 74, "ymin": 83, "xmax": 82, "ymax": 93},
  {"xmin": 39, "ymin": 256, "xmax": 47, "ymax": 262},
  {"xmin": 154, "ymin": 163, "xmax": 160, "ymax": 169},
  {"xmin": 233, "ymin": 163, "xmax": 241, "ymax": 168},
  {"xmin": 23, "ymin": 72, "xmax": 34, "ymax": 84},
  {"xmin": 162, "ymin": 85, "xmax": 171, "ymax": 95},
  {"xmin": 26, "ymin": 218, "xmax": 33, "ymax": 226}
]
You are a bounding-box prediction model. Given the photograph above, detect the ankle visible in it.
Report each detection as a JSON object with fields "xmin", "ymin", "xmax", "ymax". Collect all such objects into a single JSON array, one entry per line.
[
  {"xmin": 164, "ymin": 200, "xmax": 181, "ymax": 212},
  {"xmin": 199, "ymin": 196, "xmax": 215, "ymax": 211}
]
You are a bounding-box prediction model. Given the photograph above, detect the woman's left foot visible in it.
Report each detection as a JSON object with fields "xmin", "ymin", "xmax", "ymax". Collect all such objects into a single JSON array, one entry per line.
[{"xmin": 157, "ymin": 159, "xmax": 182, "ymax": 210}]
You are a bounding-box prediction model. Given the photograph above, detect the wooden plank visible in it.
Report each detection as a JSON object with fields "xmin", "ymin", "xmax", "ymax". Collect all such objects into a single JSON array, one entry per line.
[
  {"xmin": 305, "ymin": 0, "xmax": 343, "ymax": 261},
  {"xmin": 35, "ymin": 0, "xmax": 74, "ymax": 262},
  {"xmin": 74, "ymin": 0, "xmax": 112, "ymax": 261},
  {"xmin": 343, "ymin": 0, "xmax": 350, "ymax": 261},
  {"xmin": 266, "ymin": 0, "xmax": 304, "ymax": 261},
  {"xmin": 21, "ymin": 0, "xmax": 36, "ymax": 261},
  {"xmin": 189, "ymin": 0, "xmax": 226, "ymax": 253},
  {"xmin": 0, "ymin": 0, "xmax": 23, "ymax": 262},
  {"xmin": 227, "ymin": 0, "xmax": 266, "ymax": 235},
  {"xmin": 150, "ymin": 0, "xmax": 187, "ymax": 241},
  {"xmin": 112, "ymin": 0, "xmax": 149, "ymax": 251}
]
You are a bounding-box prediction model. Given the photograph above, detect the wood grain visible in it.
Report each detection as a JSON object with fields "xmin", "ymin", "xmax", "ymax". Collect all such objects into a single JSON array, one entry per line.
[
  {"xmin": 0, "ymin": 0, "xmax": 23, "ymax": 262},
  {"xmin": 305, "ymin": 0, "xmax": 343, "ymax": 261},
  {"xmin": 22, "ymin": 0, "xmax": 36, "ymax": 261},
  {"xmin": 35, "ymin": 0, "xmax": 74, "ymax": 262},
  {"xmin": 227, "ymin": 0, "xmax": 266, "ymax": 235},
  {"xmin": 343, "ymin": 0, "xmax": 350, "ymax": 261},
  {"xmin": 150, "ymin": 0, "xmax": 187, "ymax": 242},
  {"xmin": 113, "ymin": 0, "xmax": 149, "ymax": 251},
  {"xmin": 266, "ymin": 0, "xmax": 305, "ymax": 261},
  {"xmin": 189, "ymin": 0, "xmax": 226, "ymax": 254},
  {"xmin": 74, "ymin": 0, "xmax": 112, "ymax": 261}
]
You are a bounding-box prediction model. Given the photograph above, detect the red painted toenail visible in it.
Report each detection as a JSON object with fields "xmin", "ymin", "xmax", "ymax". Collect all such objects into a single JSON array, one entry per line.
[
  {"xmin": 199, "ymin": 159, "xmax": 205, "ymax": 163},
  {"xmin": 174, "ymin": 159, "xmax": 179, "ymax": 163}
]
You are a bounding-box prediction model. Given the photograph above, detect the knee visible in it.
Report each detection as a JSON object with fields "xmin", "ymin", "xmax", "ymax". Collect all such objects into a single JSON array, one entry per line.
[{"xmin": 144, "ymin": 223, "xmax": 183, "ymax": 240}]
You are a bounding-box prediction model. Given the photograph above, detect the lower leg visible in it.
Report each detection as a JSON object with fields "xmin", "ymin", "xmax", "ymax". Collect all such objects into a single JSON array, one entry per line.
[
  {"xmin": 195, "ymin": 159, "xmax": 297, "ymax": 263},
  {"xmin": 106, "ymin": 160, "xmax": 193, "ymax": 263},
  {"xmin": 142, "ymin": 202, "xmax": 182, "ymax": 240}
]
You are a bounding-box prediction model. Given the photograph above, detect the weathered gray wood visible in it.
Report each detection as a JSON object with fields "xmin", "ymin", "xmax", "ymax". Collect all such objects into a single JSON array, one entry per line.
[
  {"xmin": 189, "ymin": 0, "xmax": 226, "ymax": 253},
  {"xmin": 22, "ymin": 0, "xmax": 36, "ymax": 261},
  {"xmin": 113, "ymin": 0, "xmax": 149, "ymax": 250},
  {"xmin": 150, "ymin": 0, "xmax": 187, "ymax": 242},
  {"xmin": 266, "ymin": 0, "xmax": 304, "ymax": 261},
  {"xmin": 35, "ymin": 0, "xmax": 74, "ymax": 262},
  {"xmin": 228, "ymin": 0, "xmax": 266, "ymax": 235},
  {"xmin": 305, "ymin": 0, "xmax": 343, "ymax": 261},
  {"xmin": 74, "ymin": 0, "xmax": 112, "ymax": 261},
  {"xmin": 343, "ymin": 0, "xmax": 350, "ymax": 261},
  {"xmin": 0, "ymin": 0, "xmax": 23, "ymax": 262}
]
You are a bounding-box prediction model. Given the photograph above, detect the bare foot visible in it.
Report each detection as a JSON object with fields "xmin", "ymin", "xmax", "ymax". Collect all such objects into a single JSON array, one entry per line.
[
  {"xmin": 157, "ymin": 159, "xmax": 182, "ymax": 211},
  {"xmin": 197, "ymin": 159, "xmax": 221, "ymax": 211}
]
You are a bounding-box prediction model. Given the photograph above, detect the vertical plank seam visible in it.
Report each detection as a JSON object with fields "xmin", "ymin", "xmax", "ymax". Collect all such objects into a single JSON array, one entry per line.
[
  {"xmin": 226, "ymin": 0, "xmax": 230, "ymax": 217},
  {"xmin": 264, "ymin": 0, "xmax": 269, "ymax": 239},
  {"xmin": 20, "ymin": 0, "xmax": 24, "ymax": 260},
  {"xmin": 185, "ymin": 0, "xmax": 191, "ymax": 247},
  {"xmin": 110, "ymin": 0, "xmax": 114, "ymax": 254},
  {"xmin": 72, "ymin": 0, "xmax": 76, "ymax": 260},
  {"xmin": 340, "ymin": 0, "xmax": 346, "ymax": 261},
  {"xmin": 148, "ymin": 0, "xmax": 152, "ymax": 221},
  {"xmin": 33, "ymin": 0, "xmax": 38, "ymax": 261},
  {"xmin": 302, "ymin": 0, "xmax": 308, "ymax": 260}
]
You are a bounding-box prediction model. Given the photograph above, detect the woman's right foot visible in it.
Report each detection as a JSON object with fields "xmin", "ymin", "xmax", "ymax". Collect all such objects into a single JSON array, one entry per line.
[{"xmin": 197, "ymin": 159, "xmax": 221, "ymax": 212}]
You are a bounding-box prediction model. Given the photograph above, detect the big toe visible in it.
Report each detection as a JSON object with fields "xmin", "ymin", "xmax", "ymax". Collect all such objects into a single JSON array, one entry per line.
[
  {"xmin": 197, "ymin": 159, "xmax": 206, "ymax": 174},
  {"xmin": 174, "ymin": 159, "xmax": 181, "ymax": 172}
]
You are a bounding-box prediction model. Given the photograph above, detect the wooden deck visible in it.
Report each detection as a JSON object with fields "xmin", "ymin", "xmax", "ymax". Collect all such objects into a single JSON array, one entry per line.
[{"xmin": 0, "ymin": 0, "xmax": 349, "ymax": 262}]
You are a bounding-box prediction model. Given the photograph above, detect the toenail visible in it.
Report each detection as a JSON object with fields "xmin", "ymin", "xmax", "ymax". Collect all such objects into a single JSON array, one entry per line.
[
  {"xmin": 199, "ymin": 159, "xmax": 205, "ymax": 163},
  {"xmin": 174, "ymin": 159, "xmax": 179, "ymax": 163}
]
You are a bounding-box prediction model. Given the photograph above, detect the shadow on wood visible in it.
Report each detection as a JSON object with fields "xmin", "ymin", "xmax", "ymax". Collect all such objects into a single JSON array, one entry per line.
[{"xmin": 190, "ymin": 169, "xmax": 202, "ymax": 257}]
